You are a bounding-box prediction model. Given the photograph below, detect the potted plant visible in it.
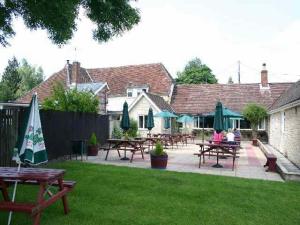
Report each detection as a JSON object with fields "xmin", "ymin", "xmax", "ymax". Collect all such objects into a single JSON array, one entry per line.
[
  {"xmin": 150, "ymin": 142, "xmax": 168, "ymax": 169},
  {"xmin": 88, "ymin": 133, "xmax": 98, "ymax": 156},
  {"xmin": 242, "ymin": 103, "xmax": 267, "ymax": 146}
]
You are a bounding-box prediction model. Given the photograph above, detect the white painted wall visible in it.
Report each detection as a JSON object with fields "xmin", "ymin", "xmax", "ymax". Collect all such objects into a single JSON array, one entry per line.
[
  {"xmin": 107, "ymin": 96, "xmax": 135, "ymax": 112},
  {"xmin": 129, "ymin": 96, "xmax": 164, "ymax": 137}
]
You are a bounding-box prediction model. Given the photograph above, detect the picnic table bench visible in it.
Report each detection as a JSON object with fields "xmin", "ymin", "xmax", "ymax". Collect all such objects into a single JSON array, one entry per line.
[
  {"xmin": 0, "ymin": 167, "xmax": 76, "ymax": 225},
  {"xmin": 104, "ymin": 139, "xmax": 146, "ymax": 162},
  {"xmin": 195, "ymin": 143, "xmax": 239, "ymax": 170}
]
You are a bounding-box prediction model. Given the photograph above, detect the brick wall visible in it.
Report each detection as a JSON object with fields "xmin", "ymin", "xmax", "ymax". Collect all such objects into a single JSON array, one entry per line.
[{"xmin": 269, "ymin": 105, "xmax": 300, "ymax": 167}]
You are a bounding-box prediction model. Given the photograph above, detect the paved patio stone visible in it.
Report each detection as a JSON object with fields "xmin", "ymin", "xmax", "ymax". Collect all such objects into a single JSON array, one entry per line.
[{"xmin": 83, "ymin": 141, "xmax": 283, "ymax": 182}]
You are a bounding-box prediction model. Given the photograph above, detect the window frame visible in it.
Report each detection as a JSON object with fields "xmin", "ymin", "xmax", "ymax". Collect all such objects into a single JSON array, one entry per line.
[{"xmin": 138, "ymin": 115, "xmax": 148, "ymax": 129}]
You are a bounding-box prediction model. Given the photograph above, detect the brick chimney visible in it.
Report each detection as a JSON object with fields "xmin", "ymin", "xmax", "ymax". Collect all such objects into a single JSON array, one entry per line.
[
  {"xmin": 72, "ymin": 61, "xmax": 80, "ymax": 85},
  {"xmin": 261, "ymin": 63, "xmax": 269, "ymax": 88}
]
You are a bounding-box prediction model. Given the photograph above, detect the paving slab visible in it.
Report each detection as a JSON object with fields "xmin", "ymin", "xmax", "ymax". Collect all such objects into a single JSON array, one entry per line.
[{"xmin": 83, "ymin": 141, "xmax": 283, "ymax": 182}]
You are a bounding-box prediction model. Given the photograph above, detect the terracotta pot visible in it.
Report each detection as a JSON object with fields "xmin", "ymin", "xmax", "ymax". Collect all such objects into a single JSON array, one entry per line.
[
  {"xmin": 88, "ymin": 145, "xmax": 98, "ymax": 156},
  {"xmin": 150, "ymin": 154, "xmax": 168, "ymax": 169},
  {"xmin": 252, "ymin": 139, "xmax": 258, "ymax": 146}
]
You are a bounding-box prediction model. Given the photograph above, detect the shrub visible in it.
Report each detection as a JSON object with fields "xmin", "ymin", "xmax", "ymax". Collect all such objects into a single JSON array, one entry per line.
[
  {"xmin": 127, "ymin": 119, "xmax": 138, "ymax": 138},
  {"xmin": 153, "ymin": 141, "xmax": 165, "ymax": 156},
  {"xmin": 112, "ymin": 125, "xmax": 122, "ymax": 139},
  {"xmin": 242, "ymin": 103, "xmax": 267, "ymax": 139},
  {"xmin": 89, "ymin": 133, "xmax": 98, "ymax": 146},
  {"xmin": 42, "ymin": 82, "xmax": 99, "ymax": 113}
]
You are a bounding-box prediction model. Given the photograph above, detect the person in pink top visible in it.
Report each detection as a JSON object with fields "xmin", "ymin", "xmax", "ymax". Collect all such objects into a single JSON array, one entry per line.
[{"xmin": 213, "ymin": 131, "xmax": 223, "ymax": 144}]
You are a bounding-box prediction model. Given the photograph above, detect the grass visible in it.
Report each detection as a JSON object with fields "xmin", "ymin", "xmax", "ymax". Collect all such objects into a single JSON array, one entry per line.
[{"xmin": 1, "ymin": 161, "xmax": 300, "ymax": 225}]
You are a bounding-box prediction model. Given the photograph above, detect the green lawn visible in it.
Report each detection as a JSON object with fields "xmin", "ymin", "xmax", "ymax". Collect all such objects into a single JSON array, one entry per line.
[{"xmin": 1, "ymin": 161, "xmax": 300, "ymax": 225}]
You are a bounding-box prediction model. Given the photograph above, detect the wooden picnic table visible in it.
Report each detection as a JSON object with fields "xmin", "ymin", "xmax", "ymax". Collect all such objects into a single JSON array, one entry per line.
[
  {"xmin": 0, "ymin": 167, "xmax": 76, "ymax": 225},
  {"xmin": 195, "ymin": 143, "xmax": 239, "ymax": 170},
  {"xmin": 105, "ymin": 139, "xmax": 146, "ymax": 162}
]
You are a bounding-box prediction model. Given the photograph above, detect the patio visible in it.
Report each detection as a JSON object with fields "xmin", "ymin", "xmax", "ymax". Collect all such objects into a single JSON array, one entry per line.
[{"xmin": 86, "ymin": 141, "xmax": 283, "ymax": 182}]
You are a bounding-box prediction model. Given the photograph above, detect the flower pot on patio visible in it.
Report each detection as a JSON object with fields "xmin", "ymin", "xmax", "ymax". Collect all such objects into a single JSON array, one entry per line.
[
  {"xmin": 88, "ymin": 133, "xmax": 98, "ymax": 156},
  {"xmin": 150, "ymin": 153, "xmax": 168, "ymax": 169},
  {"xmin": 252, "ymin": 139, "xmax": 258, "ymax": 146},
  {"xmin": 150, "ymin": 141, "xmax": 168, "ymax": 169},
  {"xmin": 87, "ymin": 145, "xmax": 98, "ymax": 156}
]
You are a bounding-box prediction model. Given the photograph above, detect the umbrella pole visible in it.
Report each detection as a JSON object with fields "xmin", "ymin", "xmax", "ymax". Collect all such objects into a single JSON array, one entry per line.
[
  {"xmin": 7, "ymin": 163, "xmax": 21, "ymax": 225},
  {"xmin": 202, "ymin": 116, "xmax": 204, "ymax": 143}
]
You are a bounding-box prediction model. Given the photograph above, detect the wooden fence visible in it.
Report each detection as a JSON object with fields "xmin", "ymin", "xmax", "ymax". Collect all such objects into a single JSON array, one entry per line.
[
  {"xmin": 0, "ymin": 109, "xmax": 109, "ymax": 166},
  {"xmin": 0, "ymin": 109, "xmax": 21, "ymax": 167}
]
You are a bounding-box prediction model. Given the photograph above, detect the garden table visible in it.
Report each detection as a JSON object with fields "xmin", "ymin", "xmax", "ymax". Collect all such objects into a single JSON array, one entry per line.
[
  {"xmin": 106, "ymin": 139, "xmax": 146, "ymax": 162},
  {"xmin": 195, "ymin": 143, "xmax": 239, "ymax": 170},
  {"xmin": 0, "ymin": 167, "xmax": 75, "ymax": 225}
]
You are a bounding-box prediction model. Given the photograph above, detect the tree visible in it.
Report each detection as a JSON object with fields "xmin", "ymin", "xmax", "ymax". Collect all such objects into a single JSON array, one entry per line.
[
  {"xmin": 17, "ymin": 59, "xmax": 43, "ymax": 97},
  {"xmin": 42, "ymin": 82, "xmax": 99, "ymax": 113},
  {"xmin": 0, "ymin": 0, "xmax": 140, "ymax": 47},
  {"xmin": 0, "ymin": 57, "xmax": 20, "ymax": 101},
  {"xmin": 0, "ymin": 57, "xmax": 44, "ymax": 102},
  {"xmin": 227, "ymin": 76, "xmax": 234, "ymax": 84},
  {"xmin": 176, "ymin": 58, "xmax": 217, "ymax": 84},
  {"xmin": 242, "ymin": 103, "xmax": 267, "ymax": 140}
]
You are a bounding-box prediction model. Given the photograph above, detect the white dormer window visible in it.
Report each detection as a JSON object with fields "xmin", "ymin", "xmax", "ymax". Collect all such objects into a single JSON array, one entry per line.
[{"xmin": 127, "ymin": 87, "xmax": 149, "ymax": 97}]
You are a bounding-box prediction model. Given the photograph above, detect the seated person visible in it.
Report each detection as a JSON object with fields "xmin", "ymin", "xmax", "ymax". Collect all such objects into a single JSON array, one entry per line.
[
  {"xmin": 226, "ymin": 129, "xmax": 235, "ymax": 145},
  {"xmin": 213, "ymin": 131, "xmax": 223, "ymax": 144},
  {"xmin": 233, "ymin": 128, "xmax": 241, "ymax": 138}
]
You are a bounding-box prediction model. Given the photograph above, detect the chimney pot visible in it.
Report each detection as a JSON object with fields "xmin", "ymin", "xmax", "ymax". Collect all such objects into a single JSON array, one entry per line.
[
  {"xmin": 261, "ymin": 63, "xmax": 268, "ymax": 88},
  {"xmin": 72, "ymin": 61, "xmax": 80, "ymax": 85}
]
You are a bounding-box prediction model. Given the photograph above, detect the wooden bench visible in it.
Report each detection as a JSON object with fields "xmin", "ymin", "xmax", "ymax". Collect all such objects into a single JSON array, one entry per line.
[
  {"xmin": 0, "ymin": 167, "xmax": 76, "ymax": 225},
  {"xmin": 263, "ymin": 153, "xmax": 277, "ymax": 172}
]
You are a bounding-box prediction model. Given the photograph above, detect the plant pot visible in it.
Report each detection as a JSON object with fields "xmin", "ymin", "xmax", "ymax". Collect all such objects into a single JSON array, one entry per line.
[
  {"xmin": 88, "ymin": 145, "xmax": 98, "ymax": 156},
  {"xmin": 252, "ymin": 139, "xmax": 258, "ymax": 146},
  {"xmin": 150, "ymin": 154, "xmax": 168, "ymax": 169}
]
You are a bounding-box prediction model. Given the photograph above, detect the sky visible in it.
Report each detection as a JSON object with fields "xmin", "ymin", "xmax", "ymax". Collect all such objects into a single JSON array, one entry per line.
[{"xmin": 1, "ymin": 0, "xmax": 300, "ymax": 84}]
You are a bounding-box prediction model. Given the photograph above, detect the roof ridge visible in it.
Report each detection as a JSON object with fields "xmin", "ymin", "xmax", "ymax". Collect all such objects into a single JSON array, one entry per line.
[{"xmin": 86, "ymin": 62, "xmax": 163, "ymax": 71}]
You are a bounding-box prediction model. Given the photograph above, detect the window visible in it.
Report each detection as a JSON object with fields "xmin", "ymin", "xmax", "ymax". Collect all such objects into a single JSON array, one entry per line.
[
  {"xmin": 142, "ymin": 88, "xmax": 147, "ymax": 92},
  {"xmin": 240, "ymin": 119, "xmax": 251, "ymax": 129},
  {"xmin": 127, "ymin": 92, "xmax": 132, "ymax": 97},
  {"xmin": 258, "ymin": 119, "xmax": 266, "ymax": 130},
  {"xmin": 281, "ymin": 111, "xmax": 285, "ymax": 133},
  {"xmin": 138, "ymin": 115, "xmax": 148, "ymax": 129},
  {"xmin": 193, "ymin": 116, "xmax": 213, "ymax": 128}
]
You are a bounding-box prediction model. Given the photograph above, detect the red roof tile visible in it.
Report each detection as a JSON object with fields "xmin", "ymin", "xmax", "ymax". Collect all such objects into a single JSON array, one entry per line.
[
  {"xmin": 87, "ymin": 63, "xmax": 174, "ymax": 97},
  {"xmin": 17, "ymin": 63, "xmax": 174, "ymax": 103},
  {"xmin": 171, "ymin": 83, "xmax": 293, "ymax": 115},
  {"xmin": 17, "ymin": 68, "xmax": 67, "ymax": 103}
]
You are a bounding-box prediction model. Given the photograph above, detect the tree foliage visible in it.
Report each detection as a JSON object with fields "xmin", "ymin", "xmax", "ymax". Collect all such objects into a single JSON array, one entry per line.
[
  {"xmin": 176, "ymin": 58, "xmax": 217, "ymax": 84},
  {"xmin": 127, "ymin": 119, "xmax": 138, "ymax": 138},
  {"xmin": 0, "ymin": 57, "xmax": 20, "ymax": 101},
  {"xmin": 17, "ymin": 59, "xmax": 44, "ymax": 97},
  {"xmin": 42, "ymin": 83, "xmax": 99, "ymax": 113},
  {"xmin": 0, "ymin": 0, "xmax": 140, "ymax": 47},
  {"xmin": 0, "ymin": 57, "xmax": 43, "ymax": 102},
  {"xmin": 242, "ymin": 103, "xmax": 267, "ymax": 139}
]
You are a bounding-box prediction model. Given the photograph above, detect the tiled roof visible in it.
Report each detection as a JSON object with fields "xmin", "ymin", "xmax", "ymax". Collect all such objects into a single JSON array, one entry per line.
[
  {"xmin": 171, "ymin": 83, "xmax": 293, "ymax": 115},
  {"xmin": 269, "ymin": 79, "xmax": 300, "ymax": 110},
  {"xmin": 146, "ymin": 92, "xmax": 174, "ymax": 113},
  {"xmin": 17, "ymin": 63, "xmax": 174, "ymax": 103},
  {"xmin": 87, "ymin": 63, "xmax": 174, "ymax": 97},
  {"xmin": 17, "ymin": 68, "xmax": 68, "ymax": 103}
]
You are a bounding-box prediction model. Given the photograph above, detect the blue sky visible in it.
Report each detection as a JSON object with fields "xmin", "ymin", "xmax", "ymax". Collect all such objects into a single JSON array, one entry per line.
[{"xmin": 1, "ymin": 0, "xmax": 300, "ymax": 83}]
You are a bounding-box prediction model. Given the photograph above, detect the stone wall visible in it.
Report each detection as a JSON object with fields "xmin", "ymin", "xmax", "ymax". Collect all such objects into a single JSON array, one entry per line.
[{"xmin": 269, "ymin": 105, "xmax": 300, "ymax": 167}]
